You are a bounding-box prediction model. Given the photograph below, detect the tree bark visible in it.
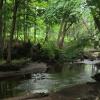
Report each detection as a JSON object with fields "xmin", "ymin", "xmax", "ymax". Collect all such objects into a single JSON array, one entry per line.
[
  {"xmin": 23, "ymin": 0, "xmax": 28, "ymax": 42},
  {"xmin": 44, "ymin": 24, "xmax": 50, "ymax": 42},
  {"xmin": 58, "ymin": 22, "xmax": 67, "ymax": 48},
  {"xmin": 3, "ymin": 0, "xmax": 7, "ymax": 51},
  {"xmin": 34, "ymin": 7, "xmax": 37, "ymax": 43},
  {"xmin": 7, "ymin": 0, "xmax": 19, "ymax": 63},
  {"xmin": 58, "ymin": 23, "xmax": 72, "ymax": 48},
  {"xmin": 0, "ymin": 0, "xmax": 3, "ymax": 58},
  {"xmin": 57, "ymin": 18, "xmax": 65, "ymax": 46}
]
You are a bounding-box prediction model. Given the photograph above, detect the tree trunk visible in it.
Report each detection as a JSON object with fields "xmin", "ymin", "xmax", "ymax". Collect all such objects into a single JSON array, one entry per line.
[
  {"xmin": 58, "ymin": 23, "xmax": 72, "ymax": 48},
  {"xmin": 44, "ymin": 24, "xmax": 50, "ymax": 42},
  {"xmin": 24, "ymin": 21, "xmax": 27, "ymax": 42},
  {"xmin": 0, "ymin": 0, "xmax": 3, "ymax": 58},
  {"xmin": 58, "ymin": 22, "xmax": 67, "ymax": 48},
  {"xmin": 23, "ymin": 0, "xmax": 27, "ymax": 42},
  {"xmin": 23, "ymin": 0, "xmax": 29, "ymax": 42},
  {"xmin": 57, "ymin": 18, "xmax": 65, "ymax": 46},
  {"xmin": 7, "ymin": 0, "xmax": 19, "ymax": 63},
  {"xmin": 34, "ymin": 8, "xmax": 37, "ymax": 43},
  {"xmin": 2, "ymin": 0, "xmax": 7, "ymax": 55}
]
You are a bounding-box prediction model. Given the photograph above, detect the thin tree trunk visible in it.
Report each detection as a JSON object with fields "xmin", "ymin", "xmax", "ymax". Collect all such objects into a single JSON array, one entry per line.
[
  {"xmin": 57, "ymin": 18, "xmax": 65, "ymax": 45},
  {"xmin": 58, "ymin": 23, "xmax": 72, "ymax": 48},
  {"xmin": 34, "ymin": 7, "xmax": 37, "ymax": 43},
  {"xmin": 3, "ymin": 22, "xmax": 6, "ymax": 49},
  {"xmin": 16, "ymin": 25, "xmax": 19, "ymax": 40},
  {"xmin": 34, "ymin": 22, "xmax": 36, "ymax": 43},
  {"xmin": 23, "ymin": 0, "xmax": 29, "ymax": 42},
  {"xmin": 58, "ymin": 22, "xmax": 67, "ymax": 48},
  {"xmin": 2, "ymin": 0, "xmax": 7, "ymax": 52},
  {"xmin": 57, "ymin": 2, "xmax": 67, "ymax": 46},
  {"xmin": 26, "ymin": 0, "xmax": 28, "ymax": 41},
  {"xmin": 0, "ymin": 0, "xmax": 3, "ymax": 58},
  {"xmin": 44, "ymin": 24, "xmax": 50, "ymax": 42},
  {"xmin": 16, "ymin": 14, "xmax": 20, "ymax": 40},
  {"xmin": 7, "ymin": 0, "xmax": 19, "ymax": 63},
  {"xmin": 24, "ymin": 20, "xmax": 27, "ymax": 42},
  {"xmin": 23, "ymin": 0, "xmax": 26, "ymax": 42}
]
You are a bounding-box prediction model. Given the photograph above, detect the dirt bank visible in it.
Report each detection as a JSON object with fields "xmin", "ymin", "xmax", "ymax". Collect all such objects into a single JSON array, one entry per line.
[
  {"xmin": 0, "ymin": 62, "xmax": 47, "ymax": 79},
  {"xmin": 4, "ymin": 82, "xmax": 100, "ymax": 100}
]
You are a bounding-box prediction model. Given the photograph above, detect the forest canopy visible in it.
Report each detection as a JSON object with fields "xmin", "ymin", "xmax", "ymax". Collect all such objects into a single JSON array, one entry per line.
[{"xmin": 0, "ymin": 0, "xmax": 100, "ymax": 63}]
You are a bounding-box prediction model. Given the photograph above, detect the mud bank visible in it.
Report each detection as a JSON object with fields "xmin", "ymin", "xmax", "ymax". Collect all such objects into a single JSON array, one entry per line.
[
  {"xmin": 0, "ymin": 62, "xmax": 47, "ymax": 79},
  {"xmin": 4, "ymin": 82, "xmax": 100, "ymax": 100}
]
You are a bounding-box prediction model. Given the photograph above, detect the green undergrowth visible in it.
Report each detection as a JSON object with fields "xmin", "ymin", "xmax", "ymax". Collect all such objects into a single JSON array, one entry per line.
[
  {"xmin": 0, "ymin": 36, "xmax": 91, "ymax": 65},
  {"xmin": 32, "ymin": 37, "xmax": 90, "ymax": 63},
  {"xmin": 0, "ymin": 58, "xmax": 30, "ymax": 65},
  {"xmin": 0, "ymin": 58, "xmax": 31, "ymax": 71}
]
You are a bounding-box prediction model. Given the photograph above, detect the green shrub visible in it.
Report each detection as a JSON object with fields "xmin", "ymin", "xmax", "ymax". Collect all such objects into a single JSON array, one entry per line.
[
  {"xmin": 64, "ymin": 36, "xmax": 90, "ymax": 61},
  {"xmin": 32, "ymin": 36, "xmax": 90, "ymax": 63}
]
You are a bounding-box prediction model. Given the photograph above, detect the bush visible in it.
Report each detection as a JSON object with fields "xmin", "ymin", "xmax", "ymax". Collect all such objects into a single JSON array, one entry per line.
[
  {"xmin": 31, "ymin": 41, "xmax": 65, "ymax": 64},
  {"xmin": 64, "ymin": 37, "xmax": 90, "ymax": 61},
  {"xmin": 31, "ymin": 36, "xmax": 90, "ymax": 64}
]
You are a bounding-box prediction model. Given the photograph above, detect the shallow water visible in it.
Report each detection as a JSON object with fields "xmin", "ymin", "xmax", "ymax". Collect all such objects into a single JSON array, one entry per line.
[{"xmin": 0, "ymin": 62, "xmax": 98, "ymax": 98}]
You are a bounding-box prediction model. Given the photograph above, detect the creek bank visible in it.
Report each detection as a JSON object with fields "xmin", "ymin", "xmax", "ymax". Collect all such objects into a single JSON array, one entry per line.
[
  {"xmin": 4, "ymin": 93, "xmax": 49, "ymax": 100},
  {"xmin": 2, "ymin": 60, "xmax": 100, "ymax": 100},
  {"xmin": 55, "ymin": 82, "xmax": 100, "ymax": 100},
  {"xmin": 4, "ymin": 82, "xmax": 100, "ymax": 100},
  {"xmin": 0, "ymin": 62, "xmax": 47, "ymax": 79},
  {"xmin": 0, "ymin": 59, "xmax": 100, "ymax": 79},
  {"xmin": 0, "ymin": 59, "xmax": 31, "ymax": 72}
]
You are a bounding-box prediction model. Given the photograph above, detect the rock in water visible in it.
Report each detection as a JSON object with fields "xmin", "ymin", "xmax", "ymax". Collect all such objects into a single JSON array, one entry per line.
[{"xmin": 92, "ymin": 73, "xmax": 100, "ymax": 82}]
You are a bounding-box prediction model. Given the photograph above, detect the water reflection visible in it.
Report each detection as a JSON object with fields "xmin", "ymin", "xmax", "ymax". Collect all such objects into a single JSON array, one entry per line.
[
  {"xmin": 0, "ymin": 63, "xmax": 97, "ymax": 98},
  {"xmin": 0, "ymin": 81, "xmax": 24, "ymax": 98}
]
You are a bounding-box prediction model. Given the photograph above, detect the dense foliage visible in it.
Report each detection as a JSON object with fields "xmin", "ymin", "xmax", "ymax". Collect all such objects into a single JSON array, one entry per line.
[{"xmin": 0, "ymin": 0, "xmax": 100, "ymax": 63}]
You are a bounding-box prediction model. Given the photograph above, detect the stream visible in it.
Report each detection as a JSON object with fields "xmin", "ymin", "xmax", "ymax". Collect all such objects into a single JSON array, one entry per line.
[{"xmin": 0, "ymin": 60, "xmax": 99, "ymax": 99}]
